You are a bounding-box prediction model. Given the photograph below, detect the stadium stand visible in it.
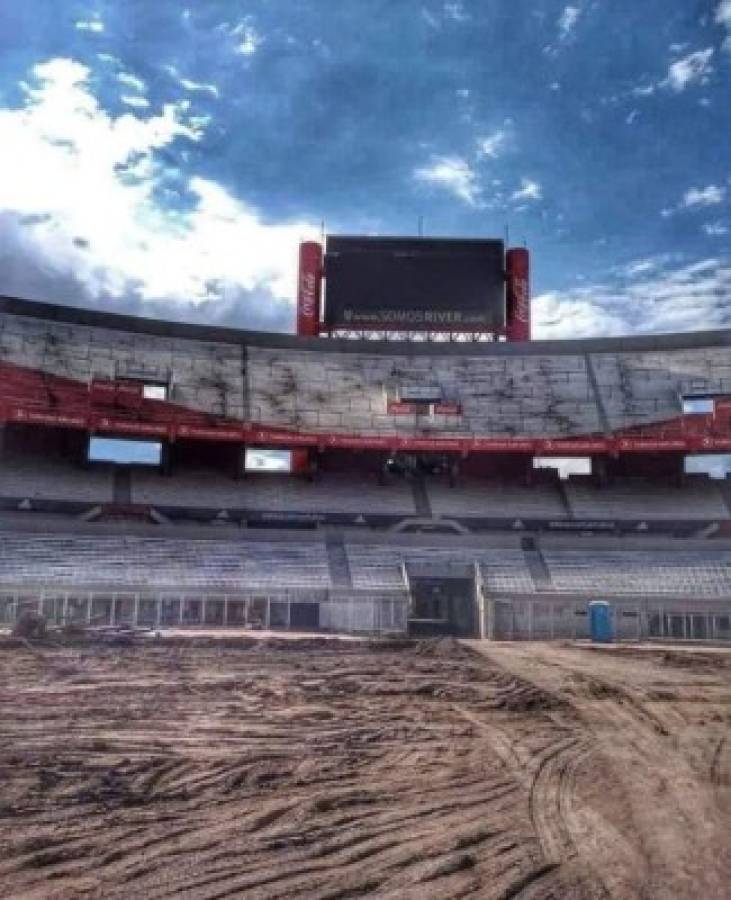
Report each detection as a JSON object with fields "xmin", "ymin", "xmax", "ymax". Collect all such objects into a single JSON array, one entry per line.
[
  {"xmin": 0, "ymin": 522, "xmax": 729, "ymax": 638},
  {"xmin": 346, "ymin": 545, "xmax": 538, "ymax": 592},
  {"xmin": 563, "ymin": 475, "xmax": 728, "ymax": 521},
  {"xmin": 132, "ymin": 469, "xmax": 416, "ymax": 515},
  {"xmin": 542, "ymin": 549, "xmax": 731, "ymax": 596},
  {"xmin": 426, "ymin": 477, "xmax": 566, "ymax": 519},
  {"xmin": 0, "ymin": 451, "xmax": 113, "ymax": 504},
  {"xmin": 0, "ymin": 532, "xmax": 330, "ymax": 591},
  {"xmin": 2, "ymin": 297, "xmax": 731, "ymax": 641}
]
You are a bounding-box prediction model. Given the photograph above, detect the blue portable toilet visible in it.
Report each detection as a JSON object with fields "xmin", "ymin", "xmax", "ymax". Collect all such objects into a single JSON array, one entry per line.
[{"xmin": 588, "ymin": 601, "xmax": 613, "ymax": 643}]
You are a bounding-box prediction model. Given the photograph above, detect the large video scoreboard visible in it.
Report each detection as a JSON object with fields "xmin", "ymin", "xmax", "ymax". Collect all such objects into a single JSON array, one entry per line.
[{"xmin": 324, "ymin": 236, "xmax": 505, "ymax": 331}]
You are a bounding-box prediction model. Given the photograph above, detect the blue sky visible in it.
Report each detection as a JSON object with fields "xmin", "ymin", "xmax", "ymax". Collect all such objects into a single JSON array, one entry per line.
[{"xmin": 0, "ymin": 1, "xmax": 730, "ymax": 337}]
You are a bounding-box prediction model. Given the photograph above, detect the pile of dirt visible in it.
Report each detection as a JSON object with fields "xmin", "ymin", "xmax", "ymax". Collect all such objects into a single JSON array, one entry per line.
[
  {"xmin": 494, "ymin": 681, "xmax": 565, "ymax": 712},
  {"xmin": 11, "ymin": 611, "xmax": 46, "ymax": 640},
  {"xmin": 413, "ymin": 636, "xmax": 473, "ymax": 658}
]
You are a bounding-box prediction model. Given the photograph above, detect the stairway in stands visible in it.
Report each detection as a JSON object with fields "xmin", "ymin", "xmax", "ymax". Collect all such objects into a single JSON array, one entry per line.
[
  {"xmin": 325, "ymin": 531, "xmax": 353, "ymax": 587},
  {"xmin": 523, "ymin": 544, "xmax": 553, "ymax": 591},
  {"xmin": 718, "ymin": 479, "xmax": 731, "ymax": 518},
  {"xmin": 411, "ymin": 477, "xmax": 432, "ymax": 517}
]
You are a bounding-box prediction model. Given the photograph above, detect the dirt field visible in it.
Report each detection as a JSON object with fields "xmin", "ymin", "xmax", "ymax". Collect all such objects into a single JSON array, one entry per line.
[{"xmin": 0, "ymin": 636, "xmax": 729, "ymax": 899}]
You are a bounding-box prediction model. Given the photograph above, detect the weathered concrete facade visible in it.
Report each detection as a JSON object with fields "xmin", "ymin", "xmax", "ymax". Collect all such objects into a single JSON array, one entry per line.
[{"xmin": 1, "ymin": 296, "xmax": 730, "ymax": 442}]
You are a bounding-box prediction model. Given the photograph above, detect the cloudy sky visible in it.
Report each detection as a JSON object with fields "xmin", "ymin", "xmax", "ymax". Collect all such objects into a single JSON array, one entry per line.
[{"xmin": 0, "ymin": 1, "xmax": 730, "ymax": 337}]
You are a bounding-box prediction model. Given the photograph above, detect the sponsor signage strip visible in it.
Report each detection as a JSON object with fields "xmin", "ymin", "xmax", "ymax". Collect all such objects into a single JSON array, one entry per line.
[{"xmin": 3, "ymin": 404, "xmax": 731, "ymax": 454}]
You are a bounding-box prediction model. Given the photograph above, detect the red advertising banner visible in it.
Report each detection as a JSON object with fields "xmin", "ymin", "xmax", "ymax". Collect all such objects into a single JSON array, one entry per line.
[
  {"xmin": 616, "ymin": 437, "xmax": 689, "ymax": 452},
  {"xmin": 537, "ymin": 438, "xmax": 609, "ymax": 454},
  {"xmin": 696, "ymin": 436, "xmax": 731, "ymax": 451},
  {"xmin": 387, "ymin": 401, "xmax": 463, "ymax": 416},
  {"xmin": 4, "ymin": 400, "xmax": 729, "ymax": 457},
  {"xmin": 248, "ymin": 428, "xmax": 318, "ymax": 447},
  {"xmin": 176, "ymin": 424, "xmax": 243, "ymax": 442},
  {"xmin": 94, "ymin": 417, "xmax": 169, "ymax": 438},
  {"xmin": 325, "ymin": 434, "xmax": 393, "ymax": 450},
  {"xmin": 8, "ymin": 407, "xmax": 87, "ymax": 429},
  {"xmin": 470, "ymin": 438, "xmax": 534, "ymax": 453},
  {"xmin": 433, "ymin": 402, "xmax": 462, "ymax": 415},
  {"xmin": 387, "ymin": 401, "xmax": 418, "ymax": 415}
]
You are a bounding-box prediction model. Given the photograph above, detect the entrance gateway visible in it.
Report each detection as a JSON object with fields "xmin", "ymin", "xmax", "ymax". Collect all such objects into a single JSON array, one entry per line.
[{"xmin": 405, "ymin": 562, "xmax": 478, "ymax": 638}]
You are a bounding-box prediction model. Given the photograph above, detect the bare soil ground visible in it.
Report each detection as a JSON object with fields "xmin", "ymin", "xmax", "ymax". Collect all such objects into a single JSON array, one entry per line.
[{"xmin": 0, "ymin": 636, "xmax": 729, "ymax": 899}]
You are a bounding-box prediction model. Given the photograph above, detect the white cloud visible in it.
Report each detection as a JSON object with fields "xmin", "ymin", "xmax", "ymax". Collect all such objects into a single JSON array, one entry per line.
[
  {"xmin": 0, "ymin": 58, "xmax": 317, "ymax": 318},
  {"xmin": 511, "ymin": 178, "xmax": 542, "ymax": 202},
  {"xmin": 717, "ymin": 0, "xmax": 731, "ymax": 27},
  {"xmin": 477, "ymin": 129, "xmax": 507, "ymax": 158},
  {"xmin": 180, "ymin": 77, "xmax": 219, "ymax": 97},
  {"xmin": 421, "ymin": 8, "xmax": 440, "ymax": 29},
  {"xmin": 717, "ymin": 0, "xmax": 731, "ymax": 52},
  {"xmin": 75, "ymin": 17, "xmax": 104, "ymax": 34},
  {"xmin": 121, "ymin": 96, "xmax": 150, "ymax": 109},
  {"xmin": 621, "ymin": 258, "xmax": 662, "ymax": 278},
  {"xmin": 533, "ymin": 291, "xmax": 629, "ymax": 339},
  {"xmin": 558, "ymin": 6, "xmax": 581, "ymax": 39},
  {"xmin": 118, "ymin": 72, "xmax": 146, "ymax": 93},
  {"xmin": 414, "ymin": 155, "xmax": 481, "ymax": 206},
  {"xmin": 682, "ymin": 184, "xmax": 725, "ymax": 208},
  {"xmin": 626, "ymin": 109, "xmax": 639, "ymax": 125},
  {"xmin": 534, "ymin": 258, "xmax": 731, "ymax": 339},
  {"xmin": 704, "ymin": 221, "xmax": 729, "ymax": 236},
  {"xmin": 164, "ymin": 67, "xmax": 219, "ymax": 98},
  {"xmin": 443, "ymin": 1, "xmax": 468, "ymax": 21},
  {"xmin": 631, "ymin": 83, "xmax": 655, "ymax": 97},
  {"xmin": 663, "ymin": 48, "xmax": 714, "ymax": 91},
  {"xmin": 232, "ymin": 20, "xmax": 262, "ymax": 56}
]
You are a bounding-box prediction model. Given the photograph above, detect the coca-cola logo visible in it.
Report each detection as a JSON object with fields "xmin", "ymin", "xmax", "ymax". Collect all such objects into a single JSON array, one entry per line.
[
  {"xmin": 299, "ymin": 271, "xmax": 317, "ymax": 317},
  {"xmin": 513, "ymin": 275, "xmax": 529, "ymax": 322}
]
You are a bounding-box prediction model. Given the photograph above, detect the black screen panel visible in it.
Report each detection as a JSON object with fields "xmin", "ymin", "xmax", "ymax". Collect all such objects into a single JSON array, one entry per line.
[{"xmin": 324, "ymin": 236, "xmax": 505, "ymax": 330}]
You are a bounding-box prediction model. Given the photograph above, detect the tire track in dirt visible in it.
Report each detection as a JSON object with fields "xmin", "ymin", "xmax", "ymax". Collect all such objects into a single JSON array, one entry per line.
[
  {"xmin": 0, "ymin": 638, "xmax": 574, "ymax": 899},
  {"xmin": 473, "ymin": 641, "xmax": 731, "ymax": 900},
  {"xmin": 2, "ymin": 636, "xmax": 729, "ymax": 898}
]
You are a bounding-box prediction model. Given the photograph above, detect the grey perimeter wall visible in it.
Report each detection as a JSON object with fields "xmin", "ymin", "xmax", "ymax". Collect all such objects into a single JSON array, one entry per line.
[{"xmin": 2, "ymin": 297, "xmax": 731, "ymax": 437}]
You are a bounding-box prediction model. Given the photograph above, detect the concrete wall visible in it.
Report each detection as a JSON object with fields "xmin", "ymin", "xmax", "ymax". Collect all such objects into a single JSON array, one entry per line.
[{"xmin": 2, "ymin": 298, "xmax": 730, "ymax": 440}]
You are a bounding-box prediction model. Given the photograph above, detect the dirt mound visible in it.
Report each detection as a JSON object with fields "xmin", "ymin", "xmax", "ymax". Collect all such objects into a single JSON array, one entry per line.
[
  {"xmin": 495, "ymin": 681, "xmax": 565, "ymax": 712},
  {"xmin": 661, "ymin": 650, "xmax": 731, "ymax": 670},
  {"xmin": 413, "ymin": 636, "xmax": 473, "ymax": 658},
  {"xmin": 11, "ymin": 611, "xmax": 47, "ymax": 640}
]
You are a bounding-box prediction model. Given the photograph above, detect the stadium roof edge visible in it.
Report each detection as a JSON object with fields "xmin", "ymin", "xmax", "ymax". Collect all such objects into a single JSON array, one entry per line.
[{"xmin": 1, "ymin": 293, "xmax": 730, "ymax": 357}]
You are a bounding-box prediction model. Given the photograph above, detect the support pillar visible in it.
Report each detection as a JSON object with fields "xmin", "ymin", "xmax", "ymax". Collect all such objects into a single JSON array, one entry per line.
[{"xmin": 160, "ymin": 441, "xmax": 172, "ymax": 477}]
